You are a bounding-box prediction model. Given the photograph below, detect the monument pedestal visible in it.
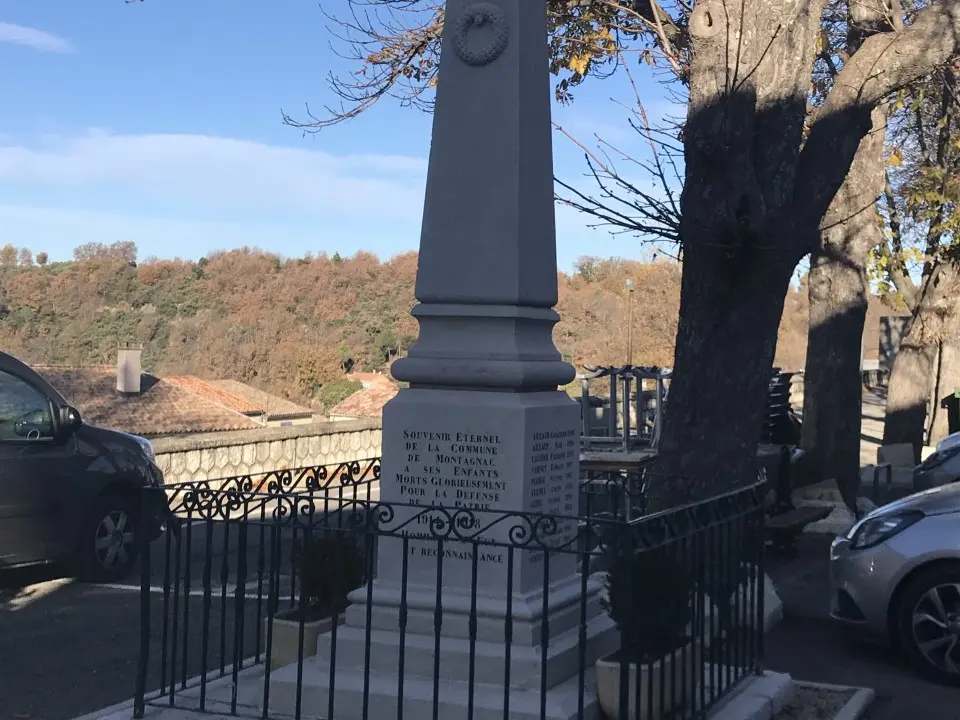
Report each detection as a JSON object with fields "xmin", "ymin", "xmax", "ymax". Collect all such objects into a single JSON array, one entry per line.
[
  {"xmin": 269, "ymin": 390, "xmax": 618, "ymax": 719},
  {"xmin": 268, "ymin": 580, "xmax": 617, "ymax": 720}
]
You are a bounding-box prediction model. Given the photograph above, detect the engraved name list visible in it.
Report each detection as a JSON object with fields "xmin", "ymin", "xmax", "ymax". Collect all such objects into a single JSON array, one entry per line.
[{"xmin": 396, "ymin": 429, "xmax": 507, "ymax": 566}]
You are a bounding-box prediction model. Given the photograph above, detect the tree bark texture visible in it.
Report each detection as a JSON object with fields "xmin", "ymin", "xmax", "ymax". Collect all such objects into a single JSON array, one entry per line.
[
  {"xmin": 652, "ymin": 0, "xmax": 825, "ymax": 506},
  {"xmin": 884, "ymin": 330, "xmax": 937, "ymax": 459},
  {"xmin": 884, "ymin": 272, "xmax": 959, "ymax": 458},
  {"xmin": 802, "ymin": 107, "xmax": 887, "ymax": 510},
  {"xmin": 927, "ymin": 336, "xmax": 960, "ymax": 446},
  {"xmin": 653, "ymin": 0, "xmax": 960, "ymax": 507},
  {"xmin": 801, "ymin": 2, "xmax": 895, "ymax": 511}
]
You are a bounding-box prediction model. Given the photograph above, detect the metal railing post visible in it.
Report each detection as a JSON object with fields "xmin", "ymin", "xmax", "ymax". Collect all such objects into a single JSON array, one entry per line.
[{"xmin": 133, "ymin": 487, "xmax": 154, "ymax": 718}]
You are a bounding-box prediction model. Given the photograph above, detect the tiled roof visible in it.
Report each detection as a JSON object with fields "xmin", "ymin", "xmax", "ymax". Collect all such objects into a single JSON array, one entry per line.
[
  {"xmin": 210, "ymin": 379, "xmax": 315, "ymax": 418},
  {"xmin": 164, "ymin": 376, "xmax": 264, "ymax": 415},
  {"xmin": 33, "ymin": 366, "xmax": 261, "ymax": 437},
  {"xmin": 328, "ymin": 385, "xmax": 398, "ymax": 419},
  {"xmin": 346, "ymin": 372, "xmax": 396, "ymax": 390}
]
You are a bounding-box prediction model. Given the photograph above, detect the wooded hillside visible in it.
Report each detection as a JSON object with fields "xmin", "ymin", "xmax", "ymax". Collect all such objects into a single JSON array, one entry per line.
[{"xmin": 0, "ymin": 245, "xmax": 887, "ymax": 408}]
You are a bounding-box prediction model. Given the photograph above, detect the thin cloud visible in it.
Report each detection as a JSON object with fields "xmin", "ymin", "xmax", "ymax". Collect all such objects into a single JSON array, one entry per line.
[
  {"xmin": 0, "ymin": 22, "xmax": 73, "ymax": 53},
  {"xmin": 0, "ymin": 130, "xmax": 428, "ymax": 220}
]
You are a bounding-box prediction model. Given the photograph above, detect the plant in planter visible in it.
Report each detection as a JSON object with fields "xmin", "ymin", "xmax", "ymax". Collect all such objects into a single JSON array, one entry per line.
[
  {"xmin": 596, "ymin": 544, "xmax": 696, "ymax": 720},
  {"xmin": 266, "ymin": 530, "xmax": 367, "ymax": 669}
]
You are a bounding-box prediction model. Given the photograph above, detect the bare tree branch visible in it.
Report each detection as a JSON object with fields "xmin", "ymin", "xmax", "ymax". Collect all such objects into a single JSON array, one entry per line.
[
  {"xmin": 881, "ymin": 174, "xmax": 920, "ymax": 307},
  {"xmin": 282, "ymin": 0, "xmax": 692, "ymax": 130},
  {"xmin": 796, "ymin": 0, "xmax": 960, "ymax": 232},
  {"xmin": 553, "ymin": 54, "xmax": 683, "ymax": 251}
]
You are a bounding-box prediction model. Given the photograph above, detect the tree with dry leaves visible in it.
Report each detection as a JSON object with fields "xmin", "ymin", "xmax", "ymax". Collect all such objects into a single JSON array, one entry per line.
[
  {"xmin": 0, "ymin": 244, "xmax": 18, "ymax": 266},
  {"xmin": 875, "ymin": 62, "xmax": 960, "ymax": 455},
  {"xmin": 303, "ymin": 0, "xmax": 960, "ymax": 505},
  {"xmin": 284, "ymin": 1, "xmax": 688, "ymax": 131}
]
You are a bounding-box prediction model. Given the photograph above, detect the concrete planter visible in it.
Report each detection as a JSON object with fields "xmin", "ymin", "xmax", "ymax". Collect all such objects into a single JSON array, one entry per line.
[
  {"xmin": 596, "ymin": 642, "xmax": 702, "ymax": 720},
  {"xmin": 265, "ymin": 611, "xmax": 344, "ymax": 669}
]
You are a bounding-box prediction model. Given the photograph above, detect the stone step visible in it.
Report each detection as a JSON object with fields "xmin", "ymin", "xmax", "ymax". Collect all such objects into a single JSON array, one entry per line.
[
  {"xmin": 268, "ymin": 654, "xmax": 601, "ymax": 720},
  {"xmin": 315, "ymin": 614, "xmax": 617, "ymax": 689},
  {"xmin": 345, "ymin": 578, "xmax": 607, "ymax": 646}
]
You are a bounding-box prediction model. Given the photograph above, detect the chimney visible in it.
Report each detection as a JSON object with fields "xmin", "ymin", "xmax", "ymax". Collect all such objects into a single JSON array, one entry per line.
[{"xmin": 117, "ymin": 343, "xmax": 144, "ymax": 395}]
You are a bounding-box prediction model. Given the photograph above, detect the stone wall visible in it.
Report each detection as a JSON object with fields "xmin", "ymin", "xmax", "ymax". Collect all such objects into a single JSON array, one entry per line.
[{"xmin": 153, "ymin": 419, "xmax": 382, "ymax": 485}]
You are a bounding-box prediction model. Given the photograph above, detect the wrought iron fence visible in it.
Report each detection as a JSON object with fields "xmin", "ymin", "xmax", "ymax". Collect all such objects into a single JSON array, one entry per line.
[{"xmin": 134, "ymin": 460, "xmax": 765, "ymax": 720}]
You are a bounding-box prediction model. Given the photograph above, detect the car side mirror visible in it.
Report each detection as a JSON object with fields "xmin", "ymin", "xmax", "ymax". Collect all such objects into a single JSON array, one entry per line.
[{"xmin": 61, "ymin": 406, "xmax": 83, "ymax": 434}]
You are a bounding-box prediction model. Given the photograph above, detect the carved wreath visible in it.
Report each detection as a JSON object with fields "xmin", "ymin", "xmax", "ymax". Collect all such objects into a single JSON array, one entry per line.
[{"xmin": 452, "ymin": 2, "xmax": 510, "ymax": 67}]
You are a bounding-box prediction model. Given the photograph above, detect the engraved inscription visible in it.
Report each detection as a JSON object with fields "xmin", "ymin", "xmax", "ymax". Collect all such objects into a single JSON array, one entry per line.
[
  {"xmin": 396, "ymin": 429, "xmax": 506, "ymax": 565},
  {"xmin": 527, "ymin": 427, "xmax": 579, "ymax": 564}
]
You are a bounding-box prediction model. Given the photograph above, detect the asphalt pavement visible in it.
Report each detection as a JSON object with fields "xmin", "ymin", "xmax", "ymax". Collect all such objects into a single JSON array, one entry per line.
[
  {"xmin": 766, "ymin": 617, "xmax": 960, "ymax": 720},
  {"xmin": 766, "ymin": 534, "xmax": 960, "ymax": 719},
  {"xmin": 0, "ymin": 520, "xmax": 296, "ymax": 720}
]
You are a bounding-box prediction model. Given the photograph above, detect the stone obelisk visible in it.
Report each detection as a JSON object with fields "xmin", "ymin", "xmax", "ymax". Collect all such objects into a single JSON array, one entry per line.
[{"xmin": 270, "ymin": 1, "xmax": 616, "ymax": 717}]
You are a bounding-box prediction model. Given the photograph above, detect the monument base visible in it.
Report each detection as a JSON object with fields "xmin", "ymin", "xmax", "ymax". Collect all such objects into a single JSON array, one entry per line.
[
  {"xmin": 267, "ymin": 573, "xmax": 618, "ymax": 720},
  {"xmin": 268, "ymin": 658, "xmax": 604, "ymax": 720}
]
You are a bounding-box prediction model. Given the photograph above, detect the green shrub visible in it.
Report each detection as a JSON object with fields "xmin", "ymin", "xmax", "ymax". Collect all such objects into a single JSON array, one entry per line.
[
  {"xmin": 317, "ymin": 379, "xmax": 363, "ymax": 411},
  {"xmin": 602, "ymin": 545, "xmax": 693, "ymax": 661},
  {"xmin": 294, "ymin": 530, "xmax": 367, "ymax": 621}
]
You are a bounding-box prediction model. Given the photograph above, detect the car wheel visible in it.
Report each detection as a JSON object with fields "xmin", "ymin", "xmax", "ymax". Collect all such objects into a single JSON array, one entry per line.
[
  {"xmin": 897, "ymin": 565, "xmax": 960, "ymax": 686},
  {"xmin": 76, "ymin": 495, "xmax": 141, "ymax": 583}
]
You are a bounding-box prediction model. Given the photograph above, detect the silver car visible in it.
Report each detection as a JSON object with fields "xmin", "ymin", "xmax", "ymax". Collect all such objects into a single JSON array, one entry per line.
[
  {"xmin": 830, "ymin": 484, "xmax": 960, "ymax": 685},
  {"xmin": 914, "ymin": 431, "xmax": 960, "ymax": 490}
]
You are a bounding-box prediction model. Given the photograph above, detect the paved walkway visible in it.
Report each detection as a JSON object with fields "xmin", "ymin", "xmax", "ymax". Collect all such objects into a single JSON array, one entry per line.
[
  {"xmin": 860, "ymin": 389, "xmax": 886, "ymax": 466},
  {"xmin": 767, "ymin": 617, "xmax": 960, "ymax": 719},
  {"xmin": 72, "ymin": 662, "xmax": 293, "ymax": 720},
  {"xmin": 766, "ymin": 535, "xmax": 960, "ymax": 719}
]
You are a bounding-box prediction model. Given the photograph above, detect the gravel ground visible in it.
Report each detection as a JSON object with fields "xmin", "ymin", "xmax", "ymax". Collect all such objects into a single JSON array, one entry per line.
[{"xmin": 775, "ymin": 686, "xmax": 856, "ymax": 719}]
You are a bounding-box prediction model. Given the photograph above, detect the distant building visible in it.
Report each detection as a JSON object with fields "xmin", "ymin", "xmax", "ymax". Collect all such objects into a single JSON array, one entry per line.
[
  {"xmin": 328, "ymin": 385, "xmax": 398, "ymax": 421},
  {"xmin": 209, "ymin": 379, "xmax": 319, "ymax": 427},
  {"xmin": 36, "ymin": 355, "xmax": 259, "ymax": 439},
  {"xmin": 34, "ymin": 347, "xmax": 321, "ymax": 438}
]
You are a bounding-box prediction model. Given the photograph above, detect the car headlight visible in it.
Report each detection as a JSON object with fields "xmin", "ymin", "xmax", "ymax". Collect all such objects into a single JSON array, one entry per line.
[
  {"xmin": 847, "ymin": 510, "xmax": 923, "ymax": 550},
  {"xmin": 133, "ymin": 435, "xmax": 156, "ymax": 463}
]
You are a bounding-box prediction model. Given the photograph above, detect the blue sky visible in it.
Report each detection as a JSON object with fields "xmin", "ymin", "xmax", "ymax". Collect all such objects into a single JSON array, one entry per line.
[{"xmin": 0, "ymin": 1, "xmax": 679, "ymax": 272}]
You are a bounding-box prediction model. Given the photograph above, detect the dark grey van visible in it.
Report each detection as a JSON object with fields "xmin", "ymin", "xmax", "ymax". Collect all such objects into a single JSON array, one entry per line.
[{"xmin": 0, "ymin": 351, "xmax": 168, "ymax": 582}]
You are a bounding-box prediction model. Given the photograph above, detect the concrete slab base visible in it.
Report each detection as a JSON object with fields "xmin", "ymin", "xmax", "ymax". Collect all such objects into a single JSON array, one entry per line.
[
  {"xmin": 701, "ymin": 669, "xmax": 793, "ymax": 720},
  {"xmin": 793, "ymin": 681, "xmax": 875, "ymax": 720},
  {"xmin": 792, "ymin": 483, "xmax": 877, "ymax": 536},
  {"xmin": 71, "ymin": 659, "xmax": 316, "ymax": 720},
  {"xmin": 269, "ymin": 654, "xmax": 601, "ymax": 720},
  {"xmin": 714, "ymin": 571, "xmax": 784, "ymax": 634},
  {"xmin": 759, "ymin": 573, "xmax": 784, "ymax": 633}
]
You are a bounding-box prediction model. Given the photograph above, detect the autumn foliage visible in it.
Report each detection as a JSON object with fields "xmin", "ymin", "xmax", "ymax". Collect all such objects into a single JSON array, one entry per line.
[{"xmin": 0, "ymin": 245, "xmax": 875, "ymax": 406}]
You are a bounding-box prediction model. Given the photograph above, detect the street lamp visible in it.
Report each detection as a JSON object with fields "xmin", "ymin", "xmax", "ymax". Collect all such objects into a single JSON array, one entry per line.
[{"xmin": 625, "ymin": 278, "xmax": 634, "ymax": 367}]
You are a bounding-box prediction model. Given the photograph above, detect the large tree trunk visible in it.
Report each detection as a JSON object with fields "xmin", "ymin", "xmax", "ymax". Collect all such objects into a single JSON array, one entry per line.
[
  {"xmin": 652, "ymin": 0, "xmax": 960, "ymax": 506},
  {"xmin": 652, "ymin": 253, "xmax": 794, "ymax": 506},
  {"xmin": 927, "ymin": 336, "xmax": 960, "ymax": 445},
  {"xmin": 884, "ymin": 327, "xmax": 937, "ymax": 459},
  {"xmin": 801, "ymin": 257, "xmax": 869, "ymax": 505},
  {"xmin": 802, "ymin": 102, "xmax": 888, "ymax": 511},
  {"xmin": 651, "ymin": 0, "xmax": 824, "ymax": 506},
  {"xmin": 885, "ymin": 277, "xmax": 959, "ymax": 457}
]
